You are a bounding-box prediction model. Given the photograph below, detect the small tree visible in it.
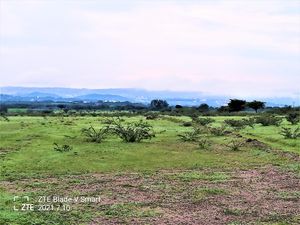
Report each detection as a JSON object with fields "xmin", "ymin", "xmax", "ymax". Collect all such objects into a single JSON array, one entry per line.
[
  {"xmin": 175, "ymin": 104, "xmax": 183, "ymax": 109},
  {"xmin": 106, "ymin": 118, "xmax": 155, "ymax": 142},
  {"xmin": 198, "ymin": 103, "xmax": 209, "ymax": 112},
  {"xmin": 247, "ymin": 100, "xmax": 265, "ymax": 113},
  {"xmin": 228, "ymin": 99, "xmax": 246, "ymax": 112},
  {"xmin": 150, "ymin": 99, "xmax": 169, "ymax": 110},
  {"xmin": 286, "ymin": 112, "xmax": 299, "ymax": 125}
]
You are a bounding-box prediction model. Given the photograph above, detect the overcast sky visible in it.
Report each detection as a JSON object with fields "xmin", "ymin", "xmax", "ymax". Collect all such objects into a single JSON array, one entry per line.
[{"xmin": 0, "ymin": 0, "xmax": 299, "ymax": 98}]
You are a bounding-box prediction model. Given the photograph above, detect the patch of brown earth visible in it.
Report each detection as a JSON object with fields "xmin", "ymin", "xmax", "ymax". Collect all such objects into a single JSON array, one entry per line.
[{"xmin": 1, "ymin": 166, "xmax": 299, "ymax": 225}]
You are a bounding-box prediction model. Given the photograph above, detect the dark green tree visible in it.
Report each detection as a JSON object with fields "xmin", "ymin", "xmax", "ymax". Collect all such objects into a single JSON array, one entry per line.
[
  {"xmin": 198, "ymin": 103, "xmax": 209, "ymax": 112},
  {"xmin": 247, "ymin": 100, "xmax": 265, "ymax": 113},
  {"xmin": 175, "ymin": 104, "xmax": 183, "ymax": 109},
  {"xmin": 150, "ymin": 99, "xmax": 169, "ymax": 110},
  {"xmin": 228, "ymin": 99, "xmax": 246, "ymax": 112}
]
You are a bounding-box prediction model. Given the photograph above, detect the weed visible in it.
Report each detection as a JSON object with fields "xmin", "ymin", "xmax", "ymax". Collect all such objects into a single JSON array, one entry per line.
[
  {"xmin": 197, "ymin": 138, "xmax": 212, "ymax": 149},
  {"xmin": 286, "ymin": 112, "xmax": 300, "ymax": 125},
  {"xmin": 81, "ymin": 126, "xmax": 109, "ymax": 143},
  {"xmin": 53, "ymin": 143, "xmax": 73, "ymax": 152},
  {"xmin": 106, "ymin": 117, "xmax": 155, "ymax": 142},
  {"xmin": 225, "ymin": 139, "xmax": 244, "ymax": 151},
  {"xmin": 280, "ymin": 127, "xmax": 300, "ymax": 139},
  {"xmin": 209, "ymin": 125, "xmax": 229, "ymax": 136},
  {"xmin": 178, "ymin": 127, "xmax": 207, "ymax": 142}
]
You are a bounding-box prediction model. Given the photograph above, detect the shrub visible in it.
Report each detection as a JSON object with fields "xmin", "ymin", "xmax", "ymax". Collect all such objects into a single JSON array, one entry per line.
[
  {"xmin": 225, "ymin": 139, "xmax": 244, "ymax": 151},
  {"xmin": 106, "ymin": 118, "xmax": 155, "ymax": 142},
  {"xmin": 182, "ymin": 122, "xmax": 193, "ymax": 127},
  {"xmin": 145, "ymin": 113, "xmax": 159, "ymax": 120},
  {"xmin": 209, "ymin": 125, "xmax": 229, "ymax": 136},
  {"xmin": 81, "ymin": 126, "xmax": 109, "ymax": 143},
  {"xmin": 193, "ymin": 117, "xmax": 215, "ymax": 126},
  {"xmin": 280, "ymin": 127, "xmax": 300, "ymax": 139},
  {"xmin": 224, "ymin": 119, "xmax": 246, "ymax": 130},
  {"xmin": 241, "ymin": 117, "xmax": 256, "ymax": 128},
  {"xmin": 286, "ymin": 113, "xmax": 300, "ymax": 125},
  {"xmin": 0, "ymin": 114, "xmax": 9, "ymax": 122},
  {"xmin": 53, "ymin": 143, "xmax": 72, "ymax": 152},
  {"xmin": 178, "ymin": 127, "xmax": 204, "ymax": 142},
  {"xmin": 197, "ymin": 138, "xmax": 212, "ymax": 149},
  {"xmin": 255, "ymin": 115, "xmax": 282, "ymax": 126}
]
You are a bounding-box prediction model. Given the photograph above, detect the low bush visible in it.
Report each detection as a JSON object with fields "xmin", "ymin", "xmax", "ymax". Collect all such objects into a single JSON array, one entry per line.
[
  {"xmin": 286, "ymin": 113, "xmax": 300, "ymax": 125},
  {"xmin": 145, "ymin": 113, "xmax": 159, "ymax": 120},
  {"xmin": 209, "ymin": 125, "xmax": 230, "ymax": 136},
  {"xmin": 81, "ymin": 126, "xmax": 109, "ymax": 143},
  {"xmin": 106, "ymin": 117, "xmax": 155, "ymax": 142},
  {"xmin": 178, "ymin": 127, "xmax": 204, "ymax": 142},
  {"xmin": 53, "ymin": 143, "xmax": 72, "ymax": 152},
  {"xmin": 225, "ymin": 139, "xmax": 244, "ymax": 151},
  {"xmin": 182, "ymin": 122, "xmax": 193, "ymax": 127},
  {"xmin": 224, "ymin": 119, "xmax": 246, "ymax": 130},
  {"xmin": 197, "ymin": 138, "xmax": 212, "ymax": 149},
  {"xmin": 241, "ymin": 117, "xmax": 256, "ymax": 128},
  {"xmin": 193, "ymin": 117, "xmax": 215, "ymax": 126},
  {"xmin": 280, "ymin": 127, "xmax": 300, "ymax": 139},
  {"xmin": 255, "ymin": 115, "xmax": 282, "ymax": 126}
]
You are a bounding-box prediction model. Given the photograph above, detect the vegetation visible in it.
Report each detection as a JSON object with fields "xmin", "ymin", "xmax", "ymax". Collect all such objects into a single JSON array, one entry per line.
[
  {"xmin": 225, "ymin": 139, "xmax": 244, "ymax": 151},
  {"xmin": 193, "ymin": 117, "xmax": 215, "ymax": 126},
  {"xmin": 255, "ymin": 114, "xmax": 282, "ymax": 126},
  {"xmin": 280, "ymin": 127, "xmax": 300, "ymax": 139},
  {"xmin": 227, "ymin": 99, "xmax": 246, "ymax": 112},
  {"xmin": 286, "ymin": 112, "xmax": 300, "ymax": 125},
  {"xmin": 105, "ymin": 117, "xmax": 155, "ymax": 142},
  {"xmin": 53, "ymin": 143, "xmax": 73, "ymax": 152},
  {"xmin": 0, "ymin": 100, "xmax": 299, "ymax": 224},
  {"xmin": 150, "ymin": 99, "xmax": 169, "ymax": 110},
  {"xmin": 81, "ymin": 126, "xmax": 109, "ymax": 143},
  {"xmin": 247, "ymin": 100, "xmax": 265, "ymax": 113},
  {"xmin": 224, "ymin": 119, "xmax": 246, "ymax": 130}
]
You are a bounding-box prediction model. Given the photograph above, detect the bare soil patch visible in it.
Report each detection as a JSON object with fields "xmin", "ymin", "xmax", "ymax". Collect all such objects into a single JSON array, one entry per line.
[{"xmin": 1, "ymin": 166, "xmax": 299, "ymax": 225}]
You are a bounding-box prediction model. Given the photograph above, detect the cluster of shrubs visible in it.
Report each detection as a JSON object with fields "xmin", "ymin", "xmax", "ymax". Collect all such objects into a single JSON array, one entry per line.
[{"xmin": 82, "ymin": 117, "xmax": 155, "ymax": 143}]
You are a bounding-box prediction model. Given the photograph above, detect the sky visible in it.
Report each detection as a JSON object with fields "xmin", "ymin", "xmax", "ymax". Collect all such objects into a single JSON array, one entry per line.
[{"xmin": 0, "ymin": 0, "xmax": 299, "ymax": 98}]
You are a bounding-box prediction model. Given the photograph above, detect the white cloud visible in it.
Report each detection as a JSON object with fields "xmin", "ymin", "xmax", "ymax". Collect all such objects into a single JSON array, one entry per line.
[{"xmin": 0, "ymin": 0, "xmax": 299, "ymax": 98}]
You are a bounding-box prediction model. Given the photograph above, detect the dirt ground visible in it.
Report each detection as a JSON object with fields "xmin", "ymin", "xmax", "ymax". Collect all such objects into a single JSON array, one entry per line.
[{"xmin": 2, "ymin": 166, "xmax": 300, "ymax": 225}]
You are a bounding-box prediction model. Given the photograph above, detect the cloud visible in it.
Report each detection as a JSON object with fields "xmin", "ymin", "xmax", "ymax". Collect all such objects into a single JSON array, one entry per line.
[{"xmin": 0, "ymin": 0, "xmax": 299, "ymax": 98}]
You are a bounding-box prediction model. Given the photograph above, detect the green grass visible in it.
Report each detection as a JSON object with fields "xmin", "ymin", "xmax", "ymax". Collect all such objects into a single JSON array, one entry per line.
[
  {"xmin": 0, "ymin": 115, "xmax": 299, "ymax": 224},
  {"xmin": 1, "ymin": 116, "xmax": 291, "ymax": 181},
  {"xmin": 192, "ymin": 187, "xmax": 227, "ymax": 202}
]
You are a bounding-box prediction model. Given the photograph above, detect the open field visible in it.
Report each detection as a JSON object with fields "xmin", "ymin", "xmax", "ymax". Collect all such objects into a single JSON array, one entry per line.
[{"xmin": 0, "ymin": 115, "xmax": 299, "ymax": 224}]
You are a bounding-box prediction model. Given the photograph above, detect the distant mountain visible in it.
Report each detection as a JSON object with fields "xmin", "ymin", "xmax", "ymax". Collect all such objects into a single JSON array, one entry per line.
[
  {"xmin": 76, "ymin": 94, "xmax": 130, "ymax": 102},
  {"xmin": 0, "ymin": 86, "xmax": 299, "ymax": 106}
]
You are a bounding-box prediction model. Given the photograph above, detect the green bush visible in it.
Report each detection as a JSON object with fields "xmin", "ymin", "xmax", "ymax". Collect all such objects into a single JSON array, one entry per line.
[
  {"xmin": 209, "ymin": 125, "xmax": 229, "ymax": 136},
  {"xmin": 193, "ymin": 117, "xmax": 215, "ymax": 126},
  {"xmin": 280, "ymin": 127, "xmax": 300, "ymax": 139},
  {"xmin": 106, "ymin": 118, "xmax": 155, "ymax": 142},
  {"xmin": 241, "ymin": 117, "xmax": 256, "ymax": 128},
  {"xmin": 182, "ymin": 121, "xmax": 193, "ymax": 127},
  {"xmin": 224, "ymin": 119, "xmax": 246, "ymax": 129},
  {"xmin": 145, "ymin": 113, "xmax": 159, "ymax": 120},
  {"xmin": 225, "ymin": 139, "xmax": 244, "ymax": 151},
  {"xmin": 255, "ymin": 115, "xmax": 282, "ymax": 126},
  {"xmin": 197, "ymin": 138, "xmax": 212, "ymax": 149},
  {"xmin": 286, "ymin": 113, "xmax": 300, "ymax": 125},
  {"xmin": 178, "ymin": 129, "xmax": 200, "ymax": 141},
  {"xmin": 81, "ymin": 126, "xmax": 109, "ymax": 143}
]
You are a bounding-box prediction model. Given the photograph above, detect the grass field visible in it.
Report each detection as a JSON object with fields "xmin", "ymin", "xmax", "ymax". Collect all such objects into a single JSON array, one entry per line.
[{"xmin": 0, "ymin": 115, "xmax": 299, "ymax": 224}]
